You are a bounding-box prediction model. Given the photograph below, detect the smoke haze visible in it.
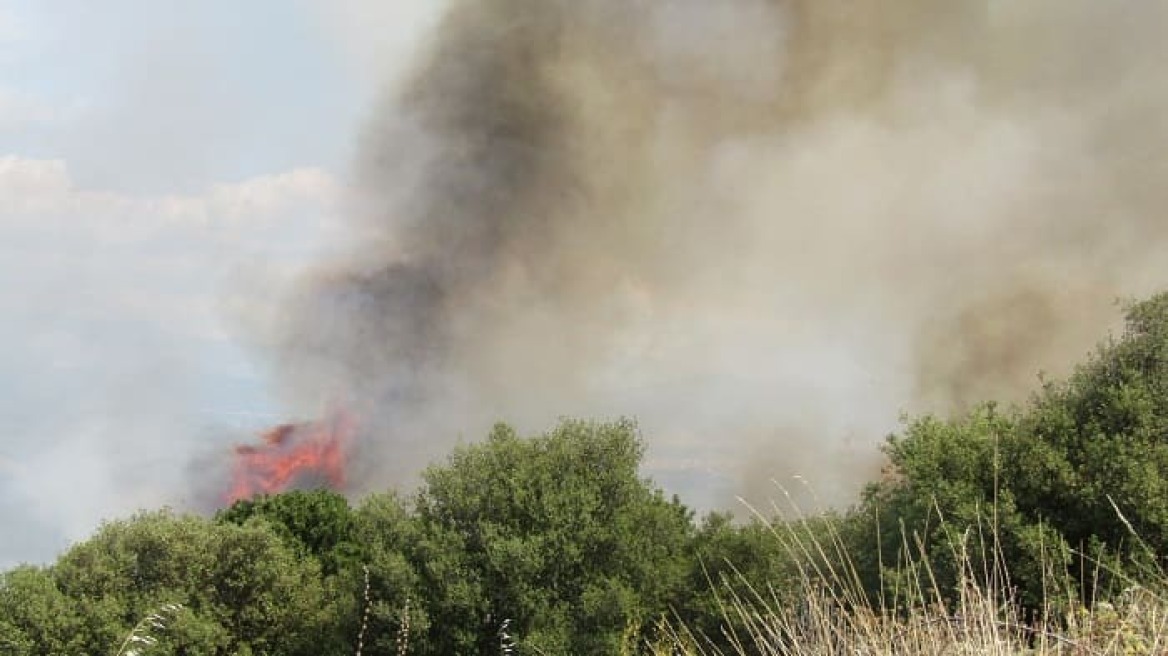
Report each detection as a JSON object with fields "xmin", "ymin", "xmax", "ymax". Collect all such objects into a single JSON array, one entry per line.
[{"xmin": 262, "ymin": 0, "xmax": 1168, "ymax": 509}]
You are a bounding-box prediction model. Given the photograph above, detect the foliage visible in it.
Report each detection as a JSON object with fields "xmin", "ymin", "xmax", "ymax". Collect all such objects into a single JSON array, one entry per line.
[
  {"xmin": 216, "ymin": 489, "xmax": 359, "ymax": 576},
  {"xmin": 350, "ymin": 492, "xmax": 426, "ymax": 655},
  {"xmin": 409, "ymin": 419, "xmax": 695, "ymax": 654},
  {"xmin": 852, "ymin": 406, "xmax": 1061, "ymax": 609},
  {"xmin": 1004, "ymin": 294, "xmax": 1168, "ymax": 572},
  {"xmin": 0, "ymin": 565, "xmax": 83, "ymax": 656},
  {"xmin": 14, "ymin": 291, "xmax": 1168, "ymax": 653},
  {"xmin": 216, "ymin": 489, "xmax": 425, "ymax": 654},
  {"xmin": 20, "ymin": 511, "xmax": 346, "ymax": 656},
  {"xmin": 673, "ymin": 512, "xmax": 802, "ymax": 651},
  {"xmin": 854, "ymin": 292, "xmax": 1168, "ymax": 610}
]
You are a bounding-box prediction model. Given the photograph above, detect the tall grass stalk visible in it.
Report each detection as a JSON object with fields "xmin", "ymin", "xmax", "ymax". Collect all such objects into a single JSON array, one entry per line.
[
  {"xmin": 662, "ymin": 489, "xmax": 1168, "ymax": 656},
  {"xmin": 114, "ymin": 603, "xmax": 182, "ymax": 656}
]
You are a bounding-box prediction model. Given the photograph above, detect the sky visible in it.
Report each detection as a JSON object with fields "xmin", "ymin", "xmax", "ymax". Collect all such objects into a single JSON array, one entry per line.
[{"xmin": 0, "ymin": 1, "xmax": 447, "ymax": 568}]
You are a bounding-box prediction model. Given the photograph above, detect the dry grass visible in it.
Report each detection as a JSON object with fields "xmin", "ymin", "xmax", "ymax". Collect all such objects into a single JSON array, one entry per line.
[
  {"xmin": 114, "ymin": 602, "xmax": 183, "ymax": 656},
  {"xmin": 657, "ymin": 491, "xmax": 1168, "ymax": 656}
]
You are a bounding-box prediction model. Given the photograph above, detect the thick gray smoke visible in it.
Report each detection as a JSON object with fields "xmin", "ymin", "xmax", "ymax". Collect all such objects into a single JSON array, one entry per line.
[{"xmin": 267, "ymin": 0, "xmax": 1168, "ymax": 510}]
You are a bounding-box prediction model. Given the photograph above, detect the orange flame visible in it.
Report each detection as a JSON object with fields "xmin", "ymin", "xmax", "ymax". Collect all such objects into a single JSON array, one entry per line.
[{"xmin": 225, "ymin": 409, "xmax": 355, "ymax": 504}]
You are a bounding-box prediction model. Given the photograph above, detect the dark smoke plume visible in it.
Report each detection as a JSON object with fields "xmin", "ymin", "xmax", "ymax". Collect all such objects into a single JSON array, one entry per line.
[{"xmin": 265, "ymin": 0, "xmax": 1168, "ymax": 509}]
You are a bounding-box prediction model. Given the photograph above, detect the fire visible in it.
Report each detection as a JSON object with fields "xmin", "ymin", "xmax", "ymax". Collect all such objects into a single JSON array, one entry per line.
[{"xmin": 225, "ymin": 409, "xmax": 355, "ymax": 504}]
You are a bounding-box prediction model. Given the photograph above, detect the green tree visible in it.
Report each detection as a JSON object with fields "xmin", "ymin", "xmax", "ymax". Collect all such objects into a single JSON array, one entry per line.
[
  {"xmin": 349, "ymin": 492, "xmax": 426, "ymax": 655},
  {"xmin": 853, "ymin": 406, "xmax": 1070, "ymax": 610},
  {"xmin": 853, "ymin": 292, "xmax": 1168, "ymax": 610},
  {"xmin": 0, "ymin": 565, "xmax": 83, "ymax": 656},
  {"xmin": 674, "ymin": 512, "xmax": 803, "ymax": 653},
  {"xmin": 409, "ymin": 419, "xmax": 694, "ymax": 654},
  {"xmin": 1003, "ymin": 293, "xmax": 1168, "ymax": 566},
  {"xmin": 50, "ymin": 510, "xmax": 346, "ymax": 655},
  {"xmin": 216, "ymin": 489, "xmax": 359, "ymax": 576}
]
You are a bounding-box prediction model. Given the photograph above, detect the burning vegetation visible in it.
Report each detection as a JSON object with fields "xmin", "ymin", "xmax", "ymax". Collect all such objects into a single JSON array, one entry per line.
[{"xmin": 225, "ymin": 410, "xmax": 355, "ymax": 504}]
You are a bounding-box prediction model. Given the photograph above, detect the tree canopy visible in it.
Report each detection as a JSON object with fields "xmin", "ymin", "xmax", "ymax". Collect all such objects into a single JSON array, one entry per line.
[
  {"xmin": 409, "ymin": 419, "xmax": 694, "ymax": 653},
  {"xmin": 9, "ymin": 292, "xmax": 1168, "ymax": 653},
  {"xmin": 2, "ymin": 511, "xmax": 345, "ymax": 656},
  {"xmin": 855, "ymin": 293, "xmax": 1168, "ymax": 609}
]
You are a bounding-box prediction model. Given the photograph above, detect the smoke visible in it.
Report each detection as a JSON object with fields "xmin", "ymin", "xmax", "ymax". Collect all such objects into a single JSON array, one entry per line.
[{"xmin": 265, "ymin": 0, "xmax": 1168, "ymax": 510}]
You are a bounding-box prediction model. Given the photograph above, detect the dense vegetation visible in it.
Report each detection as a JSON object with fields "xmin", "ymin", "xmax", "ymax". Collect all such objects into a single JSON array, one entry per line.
[{"xmin": 6, "ymin": 292, "xmax": 1168, "ymax": 654}]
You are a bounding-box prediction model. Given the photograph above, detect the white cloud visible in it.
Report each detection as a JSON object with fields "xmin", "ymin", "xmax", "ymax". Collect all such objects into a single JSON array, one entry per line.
[
  {"xmin": 205, "ymin": 168, "xmax": 342, "ymax": 222},
  {"xmin": 0, "ymin": 154, "xmax": 69, "ymax": 199},
  {"xmin": 0, "ymin": 155, "xmax": 342, "ymax": 237},
  {"xmin": 0, "ymin": 156, "xmax": 345, "ymax": 360}
]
